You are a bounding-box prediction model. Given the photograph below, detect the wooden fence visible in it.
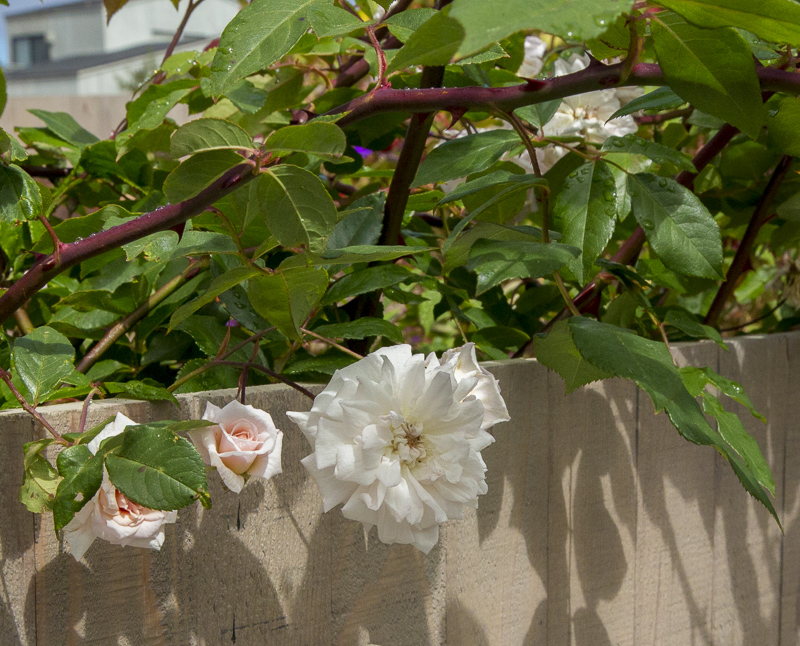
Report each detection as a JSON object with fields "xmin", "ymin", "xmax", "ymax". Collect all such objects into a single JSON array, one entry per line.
[{"xmin": 0, "ymin": 332, "xmax": 798, "ymax": 645}]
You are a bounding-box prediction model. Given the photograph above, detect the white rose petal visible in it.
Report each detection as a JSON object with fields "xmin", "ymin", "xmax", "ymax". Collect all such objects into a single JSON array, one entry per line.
[
  {"xmin": 189, "ymin": 400, "xmax": 283, "ymax": 494},
  {"xmin": 63, "ymin": 412, "xmax": 178, "ymax": 561},
  {"xmin": 287, "ymin": 344, "xmax": 509, "ymax": 554}
]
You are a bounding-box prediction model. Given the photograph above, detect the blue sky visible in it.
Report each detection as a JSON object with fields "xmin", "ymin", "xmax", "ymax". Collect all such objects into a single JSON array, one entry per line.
[{"xmin": 0, "ymin": 0, "xmax": 79, "ymax": 65}]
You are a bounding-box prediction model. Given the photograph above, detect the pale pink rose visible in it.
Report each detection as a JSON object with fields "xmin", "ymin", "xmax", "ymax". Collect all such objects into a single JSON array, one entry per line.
[
  {"xmin": 63, "ymin": 413, "xmax": 177, "ymax": 561},
  {"xmin": 188, "ymin": 400, "xmax": 283, "ymax": 493}
]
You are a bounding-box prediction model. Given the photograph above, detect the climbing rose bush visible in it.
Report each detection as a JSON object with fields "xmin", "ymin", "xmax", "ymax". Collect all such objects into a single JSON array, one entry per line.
[{"xmin": 287, "ymin": 344, "xmax": 509, "ymax": 553}]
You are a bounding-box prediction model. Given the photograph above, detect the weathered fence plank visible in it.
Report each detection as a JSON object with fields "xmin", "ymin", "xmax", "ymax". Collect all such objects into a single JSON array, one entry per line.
[{"xmin": 0, "ymin": 333, "xmax": 796, "ymax": 646}]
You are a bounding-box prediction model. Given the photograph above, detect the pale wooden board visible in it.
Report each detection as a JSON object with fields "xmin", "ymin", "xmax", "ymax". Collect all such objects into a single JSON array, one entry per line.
[
  {"xmin": 0, "ymin": 412, "xmax": 36, "ymax": 646},
  {"xmin": 0, "ymin": 336, "xmax": 797, "ymax": 644},
  {"xmin": 444, "ymin": 359, "xmax": 548, "ymax": 646},
  {"xmin": 634, "ymin": 341, "xmax": 719, "ymax": 646},
  {"xmin": 714, "ymin": 334, "xmax": 788, "ymax": 645},
  {"xmin": 547, "ymin": 368, "xmax": 639, "ymax": 646},
  {"xmin": 781, "ymin": 332, "xmax": 800, "ymax": 646}
]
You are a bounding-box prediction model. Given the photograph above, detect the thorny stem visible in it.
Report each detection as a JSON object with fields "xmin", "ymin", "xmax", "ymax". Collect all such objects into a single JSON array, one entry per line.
[
  {"xmin": 301, "ymin": 328, "xmax": 364, "ymax": 360},
  {"xmin": 0, "ymin": 161, "xmax": 259, "ymax": 326},
  {"xmin": 0, "ymin": 369, "xmax": 64, "ymax": 442},
  {"xmin": 76, "ymin": 258, "xmax": 210, "ymax": 373},
  {"xmin": 38, "ymin": 216, "xmax": 63, "ymax": 268},
  {"xmin": 704, "ymin": 155, "xmax": 795, "ymax": 327},
  {"xmin": 328, "ymin": 63, "xmax": 800, "ymax": 128}
]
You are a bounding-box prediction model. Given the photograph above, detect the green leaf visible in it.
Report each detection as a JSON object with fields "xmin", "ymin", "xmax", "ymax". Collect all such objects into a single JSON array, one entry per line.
[
  {"xmin": 702, "ymin": 392, "xmax": 775, "ymax": 494},
  {"xmin": 105, "ymin": 424, "xmax": 208, "ymax": 511},
  {"xmin": 258, "ymin": 165, "xmax": 338, "ymax": 254},
  {"xmin": 162, "ymin": 149, "xmax": 244, "ymax": 203},
  {"xmin": 449, "ymin": 0, "xmax": 634, "ymax": 57},
  {"xmin": 601, "ymin": 135, "xmax": 697, "ymax": 172},
  {"xmin": 248, "ymin": 266, "xmax": 329, "ymax": 340},
  {"xmin": 29, "ymin": 110, "xmax": 99, "ymax": 148},
  {"xmin": 170, "ymin": 118, "xmax": 254, "ymax": 158},
  {"xmin": 52, "ymin": 445, "xmax": 103, "ymax": 532},
  {"xmin": 0, "ymin": 128, "xmax": 29, "ymax": 162},
  {"xmin": 20, "ymin": 439, "xmax": 59, "ymax": 513},
  {"xmin": 466, "ymin": 239, "xmax": 579, "ymax": 295},
  {"xmin": 651, "ymin": 12, "xmax": 765, "ymax": 138},
  {"xmin": 0, "ymin": 164, "xmax": 43, "ymax": 223},
  {"xmin": 628, "ymin": 173, "xmax": 723, "ymax": 279},
  {"xmin": 262, "ymin": 122, "xmax": 347, "ymax": 161},
  {"xmin": 123, "ymin": 231, "xmax": 179, "ymax": 262},
  {"xmin": 103, "ymin": 381, "xmax": 179, "ymax": 405},
  {"xmin": 443, "ymin": 221, "xmax": 541, "ymax": 275},
  {"xmin": 386, "ymin": 11, "xmax": 464, "ymax": 73},
  {"xmin": 210, "ymin": 0, "xmax": 323, "ymax": 96},
  {"xmin": 655, "ymin": 0, "xmax": 800, "ymax": 47},
  {"xmin": 327, "ymin": 206, "xmax": 383, "ymax": 250},
  {"xmin": 664, "ymin": 309, "xmax": 726, "ymax": 348},
  {"xmin": 437, "ymin": 170, "xmax": 519, "ymax": 205},
  {"xmin": 679, "ymin": 366, "xmax": 765, "ymax": 422},
  {"xmin": 608, "ymin": 87, "xmax": 685, "ymax": 121},
  {"xmin": 443, "ymin": 176, "xmax": 548, "ymax": 253},
  {"xmin": 307, "ymin": 3, "xmax": 366, "ymax": 37},
  {"xmin": 552, "ymin": 161, "xmax": 617, "ymax": 284},
  {"xmin": 62, "ymin": 415, "xmax": 117, "ymax": 445},
  {"xmin": 534, "ymin": 320, "xmax": 612, "ymax": 394},
  {"xmin": 413, "ymin": 130, "xmax": 521, "ymax": 187},
  {"xmin": 13, "ymin": 326, "xmax": 75, "ymax": 405},
  {"xmin": 118, "ymin": 79, "xmax": 196, "ymax": 148},
  {"xmin": 169, "ymin": 266, "xmax": 261, "ymax": 330},
  {"xmin": 514, "ymin": 100, "xmax": 562, "ymax": 130},
  {"xmin": 322, "ymin": 264, "xmax": 413, "ymax": 305},
  {"xmin": 767, "ymin": 97, "xmax": 800, "ymax": 157},
  {"xmin": 319, "ymin": 245, "xmax": 434, "ymax": 264},
  {"xmin": 312, "ymin": 317, "xmax": 404, "ymax": 344},
  {"xmin": 718, "ymin": 441, "xmax": 781, "ymax": 528},
  {"xmin": 385, "ymin": 8, "xmax": 438, "ymax": 41},
  {"xmin": 285, "ymin": 354, "xmax": 357, "ymax": 375}
]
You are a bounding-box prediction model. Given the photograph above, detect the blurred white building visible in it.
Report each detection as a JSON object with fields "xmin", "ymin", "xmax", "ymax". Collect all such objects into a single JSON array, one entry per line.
[{"xmin": 3, "ymin": 0, "xmax": 238, "ymax": 96}]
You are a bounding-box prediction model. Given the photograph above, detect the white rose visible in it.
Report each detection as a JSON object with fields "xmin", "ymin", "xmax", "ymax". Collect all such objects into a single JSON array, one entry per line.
[
  {"xmin": 434, "ymin": 343, "xmax": 511, "ymax": 430},
  {"xmin": 63, "ymin": 413, "xmax": 177, "ymax": 561},
  {"xmin": 188, "ymin": 400, "xmax": 283, "ymax": 493},
  {"xmin": 517, "ymin": 35, "xmax": 547, "ymax": 78},
  {"xmin": 287, "ymin": 345, "xmax": 509, "ymax": 554}
]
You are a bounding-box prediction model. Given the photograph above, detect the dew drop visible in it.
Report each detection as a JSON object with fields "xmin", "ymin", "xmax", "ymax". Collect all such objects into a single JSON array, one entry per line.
[
  {"xmin": 569, "ymin": 171, "xmax": 578, "ymax": 178},
  {"xmin": 612, "ymin": 139, "xmax": 625, "ymax": 148},
  {"xmin": 658, "ymin": 178, "xmax": 668, "ymax": 188},
  {"xmin": 642, "ymin": 220, "xmax": 654, "ymax": 230},
  {"xmin": 603, "ymin": 190, "xmax": 615, "ymax": 202}
]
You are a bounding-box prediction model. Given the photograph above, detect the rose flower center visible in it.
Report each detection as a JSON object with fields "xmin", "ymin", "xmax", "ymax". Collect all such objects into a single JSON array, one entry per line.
[{"xmin": 387, "ymin": 415, "xmax": 427, "ymax": 464}]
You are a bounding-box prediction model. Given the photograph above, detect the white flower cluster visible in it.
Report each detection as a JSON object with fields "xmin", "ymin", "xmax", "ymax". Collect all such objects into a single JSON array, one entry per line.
[
  {"xmin": 64, "ymin": 401, "xmax": 283, "ymax": 561},
  {"xmin": 517, "ymin": 36, "xmax": 642, "ymax": 173},
  {"xmin": 287, "ymin": 343, "xmax": 509, "ymax": 554}
]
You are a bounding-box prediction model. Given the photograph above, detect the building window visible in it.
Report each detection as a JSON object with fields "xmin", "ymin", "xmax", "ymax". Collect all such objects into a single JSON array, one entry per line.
[{"xmin": 12, "ymin": 35, "xmax": 50, "ymax": 67}]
